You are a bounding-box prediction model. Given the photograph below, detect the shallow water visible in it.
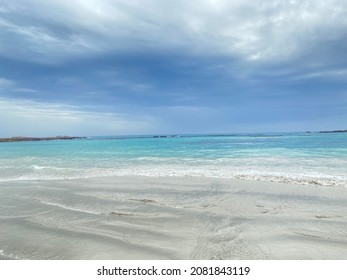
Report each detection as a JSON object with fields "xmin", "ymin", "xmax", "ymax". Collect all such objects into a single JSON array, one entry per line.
[{"xmin": 0, "ymin": 132, "xmax": 346, "ymax": 186}]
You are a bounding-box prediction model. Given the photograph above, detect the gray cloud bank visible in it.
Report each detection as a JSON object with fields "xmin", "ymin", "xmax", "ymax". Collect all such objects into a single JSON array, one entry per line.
[
  {"xmin": 1, "ymin": 0, "xmax": 347, "ymax": 136},
  {"xmin": 1, "ymin": 0, "xmax": 347, "ymax": 65}
]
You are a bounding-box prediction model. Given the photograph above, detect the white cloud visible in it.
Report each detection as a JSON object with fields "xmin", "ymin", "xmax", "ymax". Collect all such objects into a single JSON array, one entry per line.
[
  {"xmin": 1, "ymin": 0, "xmax": 346, "ymax": 64},
  {"xmin": 0, "ymin": 98, "xmax": 156, "ymax": 137},
  {"xmin": 0, "ymin": 77, "xmax": 16, "ymax": 88},
  {"xmin": 0, "ymin": 77, "xmax": 39, "ymax": 93},
  {"xmin": 291, "ymin": 69, "xmax": 347, "ymax": 81}
]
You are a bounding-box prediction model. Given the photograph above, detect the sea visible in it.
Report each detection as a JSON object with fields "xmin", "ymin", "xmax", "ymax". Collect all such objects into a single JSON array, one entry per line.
[{"xmin": 0, "ymin": 132, "xmax": 346, "ymax": 187}]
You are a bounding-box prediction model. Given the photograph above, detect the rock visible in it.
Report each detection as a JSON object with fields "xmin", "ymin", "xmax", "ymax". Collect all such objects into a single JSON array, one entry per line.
[{"xmin": 0, "ymin": 136, "xmax": 85, "ymax": 143}]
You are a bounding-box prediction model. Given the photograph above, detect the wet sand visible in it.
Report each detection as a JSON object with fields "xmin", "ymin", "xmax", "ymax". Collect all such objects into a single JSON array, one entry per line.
[{"xmin": 0, "ymin": 176, "xmax": 346, "ymax": 259}]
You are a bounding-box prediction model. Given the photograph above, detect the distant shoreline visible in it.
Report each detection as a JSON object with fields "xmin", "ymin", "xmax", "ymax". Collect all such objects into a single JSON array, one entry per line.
[
  {"xmin": 319, "ymin": 129, "xmax": 347, "ymax": 133},
  {"xmin": 1, "ymin": 130, "xmax": 346, "ymax": 143},
  {"xmin": 0, "ymin": 136, "xmax": 85, "ymax": 143}
]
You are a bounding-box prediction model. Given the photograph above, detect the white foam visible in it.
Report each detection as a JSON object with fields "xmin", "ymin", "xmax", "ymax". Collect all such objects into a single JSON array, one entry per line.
[
  {"xmin": 0, "ymin": 249, "xmax": 20, "ymax": 260},
  {"xmin": 32, "ymin": 165, "xmax": 44, "ymax": 170},
  {"xmin": 1, "ymin": 158, "xmax": 346, "ymax": 187}
]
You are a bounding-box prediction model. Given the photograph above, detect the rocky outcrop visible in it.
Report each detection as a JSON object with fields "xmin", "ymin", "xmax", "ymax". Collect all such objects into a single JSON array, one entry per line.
[
  {"xmin": 319, "ymin": 130, "xmax": 347, "ymax": 133},
  {"xmin": 0, "ymin": 136, "xmax": 85, "ymax": 143}
]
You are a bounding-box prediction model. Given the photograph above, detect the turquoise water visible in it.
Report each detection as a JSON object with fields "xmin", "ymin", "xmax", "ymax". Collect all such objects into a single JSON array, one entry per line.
[{"xmin": 0, "ymin": 133, "xmax": 346, "ymax": 186}]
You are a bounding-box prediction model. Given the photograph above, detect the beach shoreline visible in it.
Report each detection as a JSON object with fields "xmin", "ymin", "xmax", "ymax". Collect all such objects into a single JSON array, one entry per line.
[
  {"xmin": 0, "ymin": 136, "xmax": 85, "ymax": 143},
  {"xmin": 0, "ymin": 175, "xmax": 346, "ymax": 260}
]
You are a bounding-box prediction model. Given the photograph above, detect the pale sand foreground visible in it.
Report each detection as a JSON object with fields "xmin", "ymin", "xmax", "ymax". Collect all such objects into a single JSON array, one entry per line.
[{"xmin": 0, "ymin": 176, "xmax": 346, "ymax": 260}]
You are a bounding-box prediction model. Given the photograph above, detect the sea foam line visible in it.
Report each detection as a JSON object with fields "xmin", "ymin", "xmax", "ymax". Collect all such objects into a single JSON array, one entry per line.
[
  {"xmin": 0, "ymin": 166, "xmax": 346, "ymax": 187},
  {"xmin": 37, "ymin": 200, "xmax": 100, "ymax": 215}
]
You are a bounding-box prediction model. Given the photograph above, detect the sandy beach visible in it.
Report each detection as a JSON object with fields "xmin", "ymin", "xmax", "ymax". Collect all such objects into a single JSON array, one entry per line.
[{"xmin": 0, "ymin": 176, "xmax": 346, "ymax": 260}]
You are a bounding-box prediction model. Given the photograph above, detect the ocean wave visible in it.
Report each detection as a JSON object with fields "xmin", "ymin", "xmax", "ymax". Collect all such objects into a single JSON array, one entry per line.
[
  {"xmin": 31, "ymin": 165, "xmax": 76, "ymax": 171},
  {"xmin": 0, "ymin": 165, "xmax": 346, "ymax": 187}
]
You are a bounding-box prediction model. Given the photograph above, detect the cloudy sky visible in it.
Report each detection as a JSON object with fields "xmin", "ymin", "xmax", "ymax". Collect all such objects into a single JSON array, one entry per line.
[{"xmin": 1, "ymin": 0, "xmax": 347, "ymax": 137}]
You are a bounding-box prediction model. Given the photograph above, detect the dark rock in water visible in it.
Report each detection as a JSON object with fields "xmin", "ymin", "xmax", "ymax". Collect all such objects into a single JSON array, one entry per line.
[
  {"xmin": 153, "ymin": 135, "xmax": 179, "ymax": 138},
  {"xmin": 0, "ymin": 136, "xmax": 85, "ymax": 143},
  {"xmin": 319, "ymin": 130, "xmax": 347, "ymax": 133}
]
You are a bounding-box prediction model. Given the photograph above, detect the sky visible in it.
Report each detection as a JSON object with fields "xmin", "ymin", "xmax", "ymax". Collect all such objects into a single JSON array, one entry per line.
[{"xmin": 1, "ymin": 0, "xmax": 347, "ymax": 137}]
